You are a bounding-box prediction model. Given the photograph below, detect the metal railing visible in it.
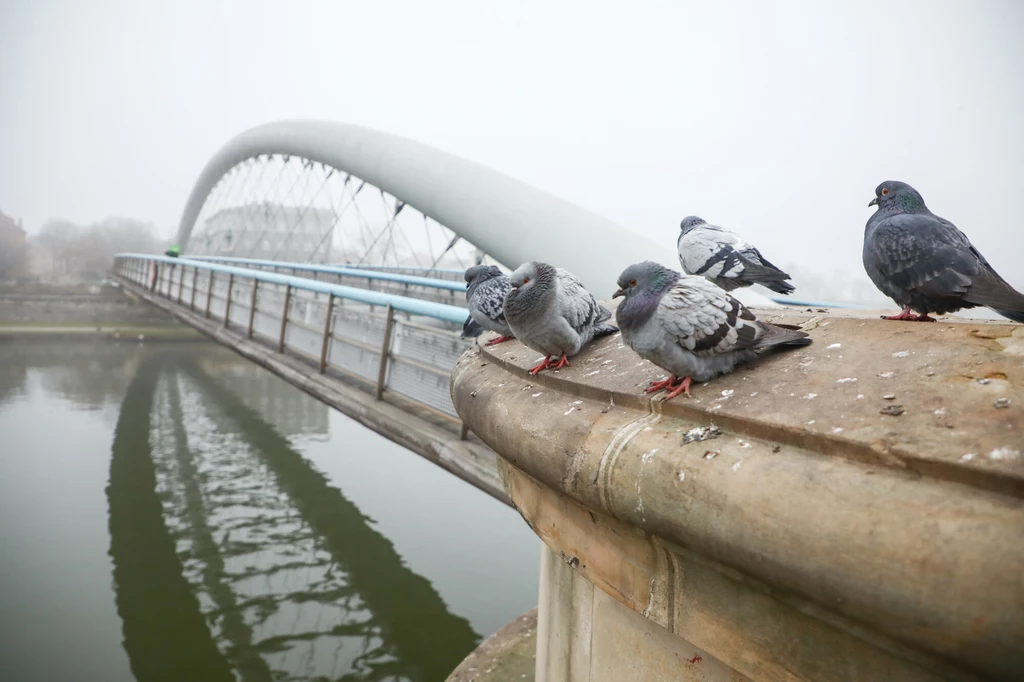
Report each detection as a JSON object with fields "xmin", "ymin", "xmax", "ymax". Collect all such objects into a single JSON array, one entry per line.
[
  {"xmin": 114, "ymin": 254, "xmax": 472, "ymax": 424},
  {"xmin": 186, "ymin": 255, "xmax": 468, "ymax": 306},
  {"xmin": 336, "ymin": 264, "xmax": 467, "ymax": 282}
]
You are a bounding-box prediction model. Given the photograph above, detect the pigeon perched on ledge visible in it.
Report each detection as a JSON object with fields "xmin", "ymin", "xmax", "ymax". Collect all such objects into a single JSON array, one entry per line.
[
  {"xmin": 614, "ymin": 261, "xmax": 810, "ymax": 399},
  {"xmin": 462, "ymin": 265, "xmax": 514, "ymax": 345},
  {"xmin": 677, "ymin": 216, "xmax": 795, "ymax": 295},
  {"xmin": 864, "ymin": 181, "xmax": 1024, "ymax": 323},
  {"xmin": 504, "ymin": 261, "xmax": 618, "ymax": 375}
]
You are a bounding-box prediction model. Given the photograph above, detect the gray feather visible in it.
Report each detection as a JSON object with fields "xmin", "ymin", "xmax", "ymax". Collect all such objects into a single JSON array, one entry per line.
[
  {"xmin": 464, "ymin": 265, "xmax": 513, "ymax": 337},
  {"xmin": 504, "ymin": 262, "xmax": 619, "ymax": 359},
  {"xmin": 461, "ymin": 316, "xmax": 486, "ymax": 339},
  {"xmin": 677, "ymin": 216, "xmax": 794, "ymax": 295},
  {"xmin": 864, "ymin": 181, "xmax": 1024, "ymax": 322},
  {"xmin": 616, "ymin": 262, "xmax": 810, "ymax": 383}
]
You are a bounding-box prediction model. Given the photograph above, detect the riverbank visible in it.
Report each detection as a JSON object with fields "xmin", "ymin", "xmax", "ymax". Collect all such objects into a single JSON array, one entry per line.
[
  {"xmin": 0, "ymin": 283, "xmax": 203, "ymax": 341},
  {"xmin": 0, "ymin": 323, "xmax": 203, "ymax": 342},
  {"xmin": 0, "ymin": 283, "xmax": 172, "ymax": 326}
]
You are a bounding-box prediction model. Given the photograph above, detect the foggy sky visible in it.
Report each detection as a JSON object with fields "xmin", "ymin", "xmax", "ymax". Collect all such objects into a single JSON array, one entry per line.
[{"xmin": 2, "ymin": 0, "xmax": 1022, "ymax": 285}]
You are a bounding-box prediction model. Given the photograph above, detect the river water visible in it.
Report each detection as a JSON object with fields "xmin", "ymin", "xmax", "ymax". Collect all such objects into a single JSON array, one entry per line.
[{"xmin": 0, "ymin": 340, "xmax": 539, "ymax": 682}]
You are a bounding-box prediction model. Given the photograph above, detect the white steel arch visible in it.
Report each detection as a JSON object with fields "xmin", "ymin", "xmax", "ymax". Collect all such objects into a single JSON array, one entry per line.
[{"xmin": 177, "ymin": 120, "xmax": 773, "ymax": 303}]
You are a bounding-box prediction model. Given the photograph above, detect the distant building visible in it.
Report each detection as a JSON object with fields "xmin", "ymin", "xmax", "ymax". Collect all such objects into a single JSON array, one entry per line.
[
  {"xmin": 191, "ymin": 203, "xmax": 337, "ymax": 262},
  {"xmin": 0, "ymin": 210, "xmax": 29, "ymax": 280}
]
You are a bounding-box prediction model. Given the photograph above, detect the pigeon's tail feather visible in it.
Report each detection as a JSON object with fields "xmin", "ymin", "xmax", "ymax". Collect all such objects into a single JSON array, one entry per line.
[
  {"xmin": 592, "ymin": 321, "xmax": 619, "ymax": 339},
  {"xmin": 711, "ymin": 277, "xmax": 746, "ymax": 292},
  {"xmin": 759, "ymin": 278, "xmax": 796, "ymax": 295},
  {"xmin": 596, "ymin": 304, "xmax": 613, "ymax": 323},
  {"xmin": 461, "ymin": 317, "xmax": 485, "ymax": 339},
  {"xmin": 737, "ymin": 263, "xmax": 795, "ymax": 294},
  {"xmin": 992, "ymin": 307, "xmax": 1024, "ymax": 323},
  {"xmin": 735, "ymin": 250, "xmax": 795, "ymax": 294},
  {"xmin": 963, "ymin": 268, "xmax": 1024, "ymax": 323},
  {"xmin": 755, "ymin": 324, "xmax": 811, "ymax": 350}
]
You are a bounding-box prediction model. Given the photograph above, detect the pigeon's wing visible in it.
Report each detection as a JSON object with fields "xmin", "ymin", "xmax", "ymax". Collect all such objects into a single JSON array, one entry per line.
[
  {"xmin": 678, "ymin": 227, "xmax": 734, "ymax": 276},
  {"xmin": 473, "ymin": 277, "xmax": 511, "ymax": 325},
  {"xmin": 865, "ymin": 213, "xmax": 982, "ymax": 300},
  {"xmin": 936, "ymin": 218, "xmax": 1024, "ymax": 313},
  {"xmin": 679, "ymin": 226, "xmax": 764, "ymax": 283},
  {"xmin": 655, "ymin": 279, "xmax": 764, "ymax": 356},
  {"xmin": 741, "ymin": 246, "xmax": 788, "ymax": 276},
  {"xmin": 555, "ymin": 269, "xmax": 604, "ymax": 334}
]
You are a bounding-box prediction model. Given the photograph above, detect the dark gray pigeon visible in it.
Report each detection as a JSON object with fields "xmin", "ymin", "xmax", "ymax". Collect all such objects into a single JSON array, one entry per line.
[
  {"xmin": 462, "ymin": 265, "xmax": 514, "ymax": 345},
  {"xmin": 677, "ymin": 216, "xmax": 795, "ymax": 295},
  {"xmin": 864, "ymin": 181, "xmax": 1024, "ymax": 323},
  {"xmin": 614, "ymin": 261, "xmax": 810, "ymax": 399},
  {"xmin": 504, "ymin": 261, "xmax": 618, "ymax": 374}
]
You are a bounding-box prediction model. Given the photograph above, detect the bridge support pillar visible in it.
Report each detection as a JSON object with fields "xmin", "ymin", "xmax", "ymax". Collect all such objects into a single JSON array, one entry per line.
[{"xmin": 520, "ymin": 462, "xmax": 734, "ymax": 682}]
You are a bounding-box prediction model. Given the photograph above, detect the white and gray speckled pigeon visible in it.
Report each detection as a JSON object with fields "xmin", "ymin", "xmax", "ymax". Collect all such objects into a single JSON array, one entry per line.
[
  {"xmin": 504, "ymin": 261, "xmax": 619, "ymax": 375},
  {"xmin": 864, "ymin": 181, "xmax": 1024, "ymax": 323},
  {"xmin": 614, "ymin": 261, "xmax": 810, "ymax": 399},
  {"xmin": 461, "ymin": 265, "xmax": 514, "ymax": 345},
  {"xmin": 677, "ymin": 216, "xmax": 795, "ymax": 295}
]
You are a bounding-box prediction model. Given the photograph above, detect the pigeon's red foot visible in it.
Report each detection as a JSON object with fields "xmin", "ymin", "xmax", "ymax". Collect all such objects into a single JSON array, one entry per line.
[
  {"xmin": 529, "ymin": 355, "xmax": 553, "ymax": 375},
  {"xmin": 881, "ymin": 307, "xmax": 936, "ymax": 322},
  {"xmin": 663, "ymin": 376, "xmax": 693, "ymax": 400},
  {"xmin": 645, "ymin": 375, "xmax": 680, "ymax": 394},
  {"xmin": 549, "ymin": 354, "xmax": 572, "ymax": 370},
  {"xmin": 484, "ymin": 335, "xmax": 514, "ymax": 346}
]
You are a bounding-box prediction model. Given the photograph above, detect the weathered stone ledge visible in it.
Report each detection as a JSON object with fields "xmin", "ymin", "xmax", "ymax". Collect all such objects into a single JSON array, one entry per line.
[{"xmin": 452, "ymin": 306, "xmax": 1023, "ymax": 681}]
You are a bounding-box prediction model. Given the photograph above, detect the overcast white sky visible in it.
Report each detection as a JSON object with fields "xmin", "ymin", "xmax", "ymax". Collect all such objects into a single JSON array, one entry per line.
[{"xmin": 1, "ymin": 0, "xmax": 1022, "ymax": 284}]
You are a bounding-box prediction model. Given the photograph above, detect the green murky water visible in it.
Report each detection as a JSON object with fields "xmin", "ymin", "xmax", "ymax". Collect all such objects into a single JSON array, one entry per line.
[{"xmin": 0, "ymin": 341, "xmax": 538, "ymax": 682}]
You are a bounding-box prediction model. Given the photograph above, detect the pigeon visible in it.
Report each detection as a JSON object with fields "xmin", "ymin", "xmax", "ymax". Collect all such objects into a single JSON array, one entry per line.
[
  {"xmin": 614, "ymin": 261, "xmax": 811, "ymax": 399},
  {"xmin": 677, "ymin": 216, "xmax": 795, "ymax": 295},
  {"xmin": 504, "ymin": 261, "xmax": 619, "ymax": 374},
  {"xmin": 864, "ymin": 181, "xmax": 1024, "ymax": 323},
  {"xmin": 462, "ymin": 265, "xmax": 514, "ymax": 345}
]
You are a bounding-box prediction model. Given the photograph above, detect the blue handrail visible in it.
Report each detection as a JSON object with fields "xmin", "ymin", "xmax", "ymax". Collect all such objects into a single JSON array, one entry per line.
[
  {"xmin": 342, "ymin": 264, "xmax": 466, "ymax": 275},
  {"xmin": 186, "ymin": 255, "xmax": 467, "ymax": 292},
  {"xmin": 116, "ymin": 254, "xmax": 470, "ymax": 324},
  {"xmin": 768, "ymin": 296, "xmax": 861, "ymax": 309}
]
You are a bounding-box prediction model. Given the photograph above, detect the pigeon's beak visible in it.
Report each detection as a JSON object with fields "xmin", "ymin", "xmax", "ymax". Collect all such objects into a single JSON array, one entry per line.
[
  {"xmin": 612, "ymin": 288, "xmax": 625, "ymax": 299},
  {"xmin": 868, "ymin": 197, "xmax": 879, "ymax": 207}
]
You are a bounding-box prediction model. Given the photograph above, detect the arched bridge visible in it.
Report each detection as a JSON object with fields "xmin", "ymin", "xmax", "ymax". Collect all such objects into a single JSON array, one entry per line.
[
  {"xmin": 117, "ymin": 120, "xmax": 773, "ymax": 501},
  {"xmin": 117, "ymin": 119, "xmax": 777, "ymax": 502}
]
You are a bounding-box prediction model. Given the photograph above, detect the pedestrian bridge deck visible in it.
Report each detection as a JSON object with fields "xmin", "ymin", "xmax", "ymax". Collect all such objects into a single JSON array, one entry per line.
[{"xmin": 114, "ymin": 253, "xmax": 506, "ymax": 504}]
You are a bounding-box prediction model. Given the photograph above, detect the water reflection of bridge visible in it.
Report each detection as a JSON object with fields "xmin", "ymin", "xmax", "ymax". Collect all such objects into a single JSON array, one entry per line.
[
  {"xmin": 198, "ymin": 356, "xmax": 329, "ymax": 438},
  {"xmin": 107, "ymin": 351, "xmax": 479, "ymax": 682}
]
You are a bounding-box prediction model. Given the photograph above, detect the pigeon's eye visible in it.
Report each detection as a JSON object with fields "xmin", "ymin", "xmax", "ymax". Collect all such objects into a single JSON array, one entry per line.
[
  {"xmin": 629, "ymin": 280, "xmax": 637, "ymax": 287},
  {"xmin": 522, "ymin": 277, "xmax": 530, "ymax": 284},
  {"xmin": 881, "ymin": 188, "xmax": 889, "ymax": 196}
]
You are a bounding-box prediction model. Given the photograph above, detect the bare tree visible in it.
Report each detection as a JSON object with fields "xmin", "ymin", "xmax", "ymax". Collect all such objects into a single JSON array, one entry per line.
[{"xmin": 32, "ymin": 217, "xmax": 163, "ymax": 282}]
